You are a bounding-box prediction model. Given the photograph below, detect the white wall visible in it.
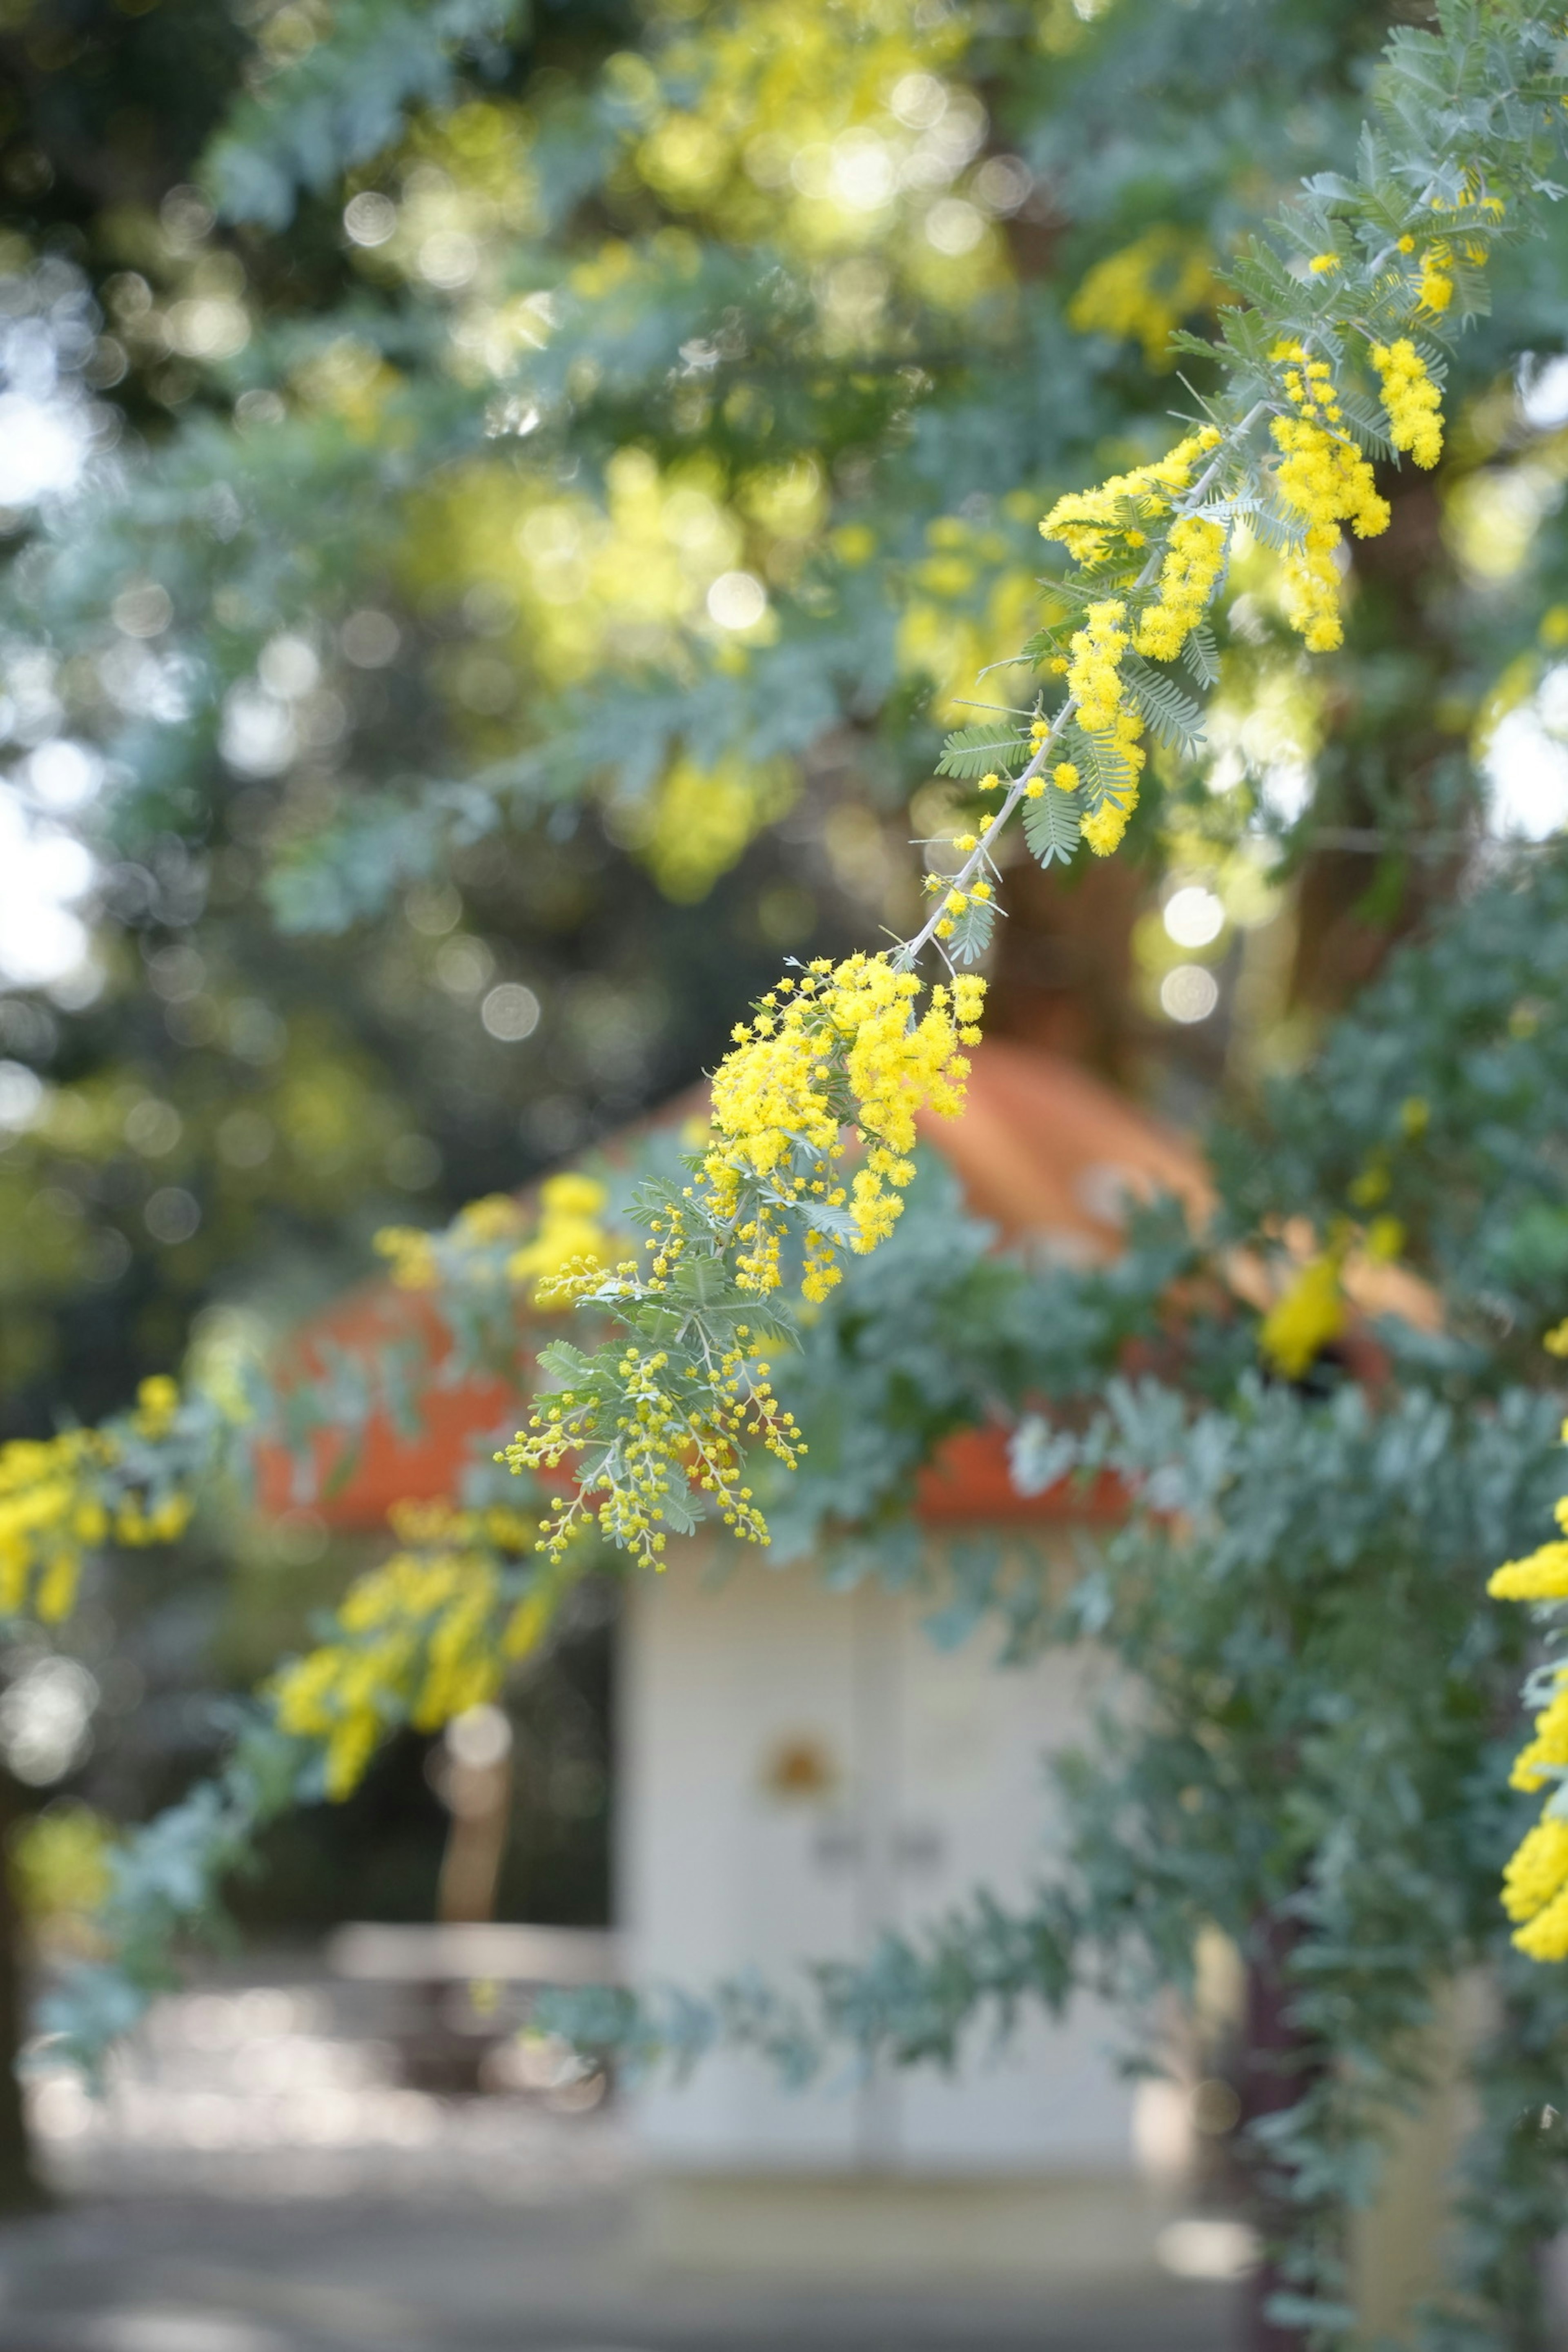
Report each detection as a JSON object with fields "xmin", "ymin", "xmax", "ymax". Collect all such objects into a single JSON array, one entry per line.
[{"xmin": 619, "ymin": 1547, "xmax": 1141, "ymax": 2180}]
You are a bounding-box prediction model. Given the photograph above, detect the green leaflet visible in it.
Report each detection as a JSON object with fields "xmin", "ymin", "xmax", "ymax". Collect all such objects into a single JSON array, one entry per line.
[
  {"xmin": 1180, "ymin": 621, "xmax": 1220, "ymax": 688},
  {"xmin": 1123, "ymin": 655, "xmax": 1207, "ymax": 758},
  {"xmin": 942, "ymin": 896, "xmax": 996, "ymax": 965},
  {"xmin": 1076, "ymin": 726, "xmax": 1134, "ymax": 801},
  {"xmin": 936, "ymin": 724, "xmax": 1029, "ymax": 780},
  {"xmin": 1022, "ymin": 782, "xmax": 1082, "ymax": 867}
]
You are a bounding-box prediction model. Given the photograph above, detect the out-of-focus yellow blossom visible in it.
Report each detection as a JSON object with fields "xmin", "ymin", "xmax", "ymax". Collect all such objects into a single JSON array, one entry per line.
[
  {"xmin": 1370, "ymin": 338, "xmax": 1444, "ymax": 470},
  {"xmin": 111, "ymin": 1491, "xmax": 194, "ymax": 1550},
  {"xmin": 623, "ymin": 0, "xmax": 1011, "ymax": 310},
  {"xmin": 374, "ymin": 1227, "xmax": 440, "ymax": 1290},
  {"xmin": 454, "ymin": 1196, "xmax": 527, "ymax": 1245},
  {"xmin": 1066, "ymin": 227, "xmax": 1218, "ymax": 368},
  {"xmin": 1349, "ymin": 1156, "xmax": 1392, "ymax": 1209},
  {"xmin": 895, "ymin": 535, "xmax": 1039, "ymax": 726},
  {"xmin": 131, "ymin": 1376, "xmax": 180, "ymax": 1439},
  {"xmin": 0, "ymin": 1374, "xmax": 204, "ymax": 1621},
  {"xmin": 269, "ymin": 1501, "xmax": 545, "ymax": 1799},
  {"xmin": 622, "ymin": 753, "xmax": 799, "ymax": 903},
  {"xmin": 1363, "ymin": 1215, "xmax": 1405, "ymax": 1264},
  {"xmin": 408, "ymin": 450, "xmax": 762, "ymax": 706},
  {"xmin": 10, "ymin": 1801, "xmax": 114, "ymax": 1951},
  {"xmin": 509, "ymin": 1174, "xmax": 610, "ymax": 1306},
  {"xmin": 0, "ymin": 1430, "xmax": 111, "ymax": 1621},
  {"xmin": 378, "ymin": 1177, "xmax": 623, "ymax": 1316},
  {"xmin": 1258, "ymin": 1251, "xmax": 1346, "ymax": 1379}
]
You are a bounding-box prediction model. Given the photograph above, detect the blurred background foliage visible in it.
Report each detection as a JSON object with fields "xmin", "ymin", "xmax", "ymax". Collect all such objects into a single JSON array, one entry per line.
[{"xmin": 5, "ymin": 0, "xmax": 1568, "ymax": 2296}]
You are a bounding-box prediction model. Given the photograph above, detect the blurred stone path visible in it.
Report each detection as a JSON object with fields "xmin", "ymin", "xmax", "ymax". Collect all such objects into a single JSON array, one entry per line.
[{"xmin": 0, "ymin": 1966, "xmax": 1235, "ymax": 2352}]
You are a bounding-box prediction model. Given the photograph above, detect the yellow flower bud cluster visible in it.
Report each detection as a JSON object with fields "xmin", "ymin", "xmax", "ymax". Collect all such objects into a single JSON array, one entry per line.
[
  {"xmin": 1065, "ymin": 601, "xmax": 1145, "ymax": 858},
  {"xmin": 502, "ymin": 1333, "xmax": 802, "ymax": 1572},
  {"xmin": 1131, "ymin": 515, "xmax": 1227, "ymax": 662},
  {"xmin": 705, "ymin": 956, "xmax": 983, "ymax": 1299},
  {"xmin": 1270, "ymin": 356, "xmax": 1390, "ymax": 653},
  {"xmin": 1039, "ymin": 428, "xmax": 1222, "ymax": 571},
  {"xmin": 507, "ymin": 1174, "xmax": 610, "ymax": 1307},
  {"xmin": 270, "ymin": 1501, "xmax": 540, "ymax": 1799},
  {"xmin": 1370, "ymin": 338, "xmax": 1443, "ymax": 470}
]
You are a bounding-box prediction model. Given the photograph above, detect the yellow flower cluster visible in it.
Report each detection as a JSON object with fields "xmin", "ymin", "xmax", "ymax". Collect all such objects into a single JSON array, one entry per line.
[
  {"xmin": 1493, "ymin": 1437, "xmax": 1568, "ymax": 1959},
  {"xmin": 503, "ymin": 1332, "xmax": 803, "ymax": 1570},
  {"xmin": 1132, "ymin": 515, "xmax": 1227, "ymax": 662},
  {"xmin": 1271, "ymin": 355, "xmax": 1390, "ymax": 653},
  {"xmin": 1370, "ymin": 338, "xmax": 1443, "ymax": 470},
  {"xmin": 500, "ymin": 958, "xmax": 986, "ymax": 1569},
  {"xmin": 1039, "ymin": 428, "xmax": 1221, "ymax": 572},
  {"xmin": 1065, "ymin": 226, "xmax": 1218, "ymax": 369},
  {"xmin": 1502, "ymin": 1815, "xmax": 1568, "ymax": 1961},
  {"xmin": 1065, "ymin": 601, "xmax": 1145, "ymax": 858},
  {"xmin": 1489, "ymin": 1507, "xmax": 1568, "ymax": 1605},
  {"xmin": 270, "ymin": 1501, "xmax": 541, "ymax": 1798},
  {"xmin": 0, "ymin": 1377, "xmax": 198, "ymax": 1623},
  {"xmin": 1067, "ymin": 600, "xmax": 1131, "ymax": 731},
  {"xmin": 0, "ymin": 1432, "xmax": 111, "ymax": 1622},
  {"xmin": 1417, "ymin": 252, "xmax": 1454, "ymax": 314},
  {"xmin": 1258, "ymin": 1252, "xmax": 1346, "ymax": 1380},
  {"xmin": 706, "ymin": 955, "xmax": 984, "ymax": 1300}
]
